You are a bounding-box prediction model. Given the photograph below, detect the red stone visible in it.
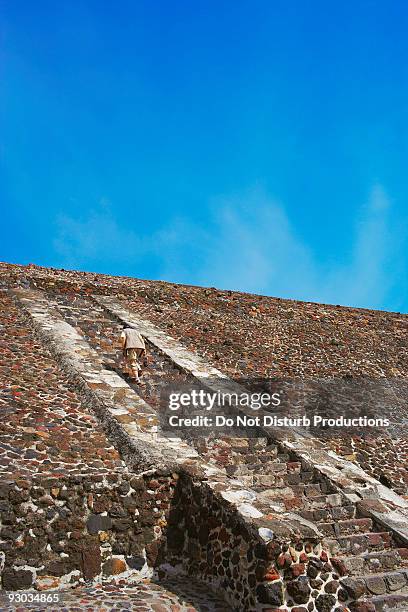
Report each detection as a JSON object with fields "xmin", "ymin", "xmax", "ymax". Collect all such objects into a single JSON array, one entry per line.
[
  {"xmin": 331, "ymin": 557, "xmax": 347, "ymax": 576},
  {"xmin": 277, "ymin": 553, "xmax": 286, "ymax": 567},
  {"xmin": 284, "ymin": 498, "xmax": 303, "ymax": 510},
  {"xmin": 291, "ymin": 563, "xmax": 305, "ymax": 577},
  {"xmin": 264, "ymin": 568, "xmax": 281, "ymax": 581},
  {"xmin": 218, "ymin": 527, "xmax": 229, "ymax": 543},
  {"xmin": 81, "ymin": 544, "xmax": 101, "ymax": 580}
]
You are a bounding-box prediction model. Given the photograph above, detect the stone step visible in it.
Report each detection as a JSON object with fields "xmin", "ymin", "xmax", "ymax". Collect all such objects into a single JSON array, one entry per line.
[
  {"xmin": 223, "ymin": 438, "xmax": 257, "ymax": 451},
  {"xmin": 232, "ymin": 475, "xmax": 255, "ymax": 487},
  {"xmin": 234, "ymin": 451, "xmax": 279, "ymax": 464},
  {"xmin": 299, "ymin": 503, "xmax": 357, "ymax": 523},
  {"xmin": 232, "ymin": 460, "xmax": 288, "ymax": 473},
  {"xmin": 301, "ymin": 493, "xmax": 343, "ymax": 510},
  {"xmin": 334, "ymin": 549, "xmax": 408, "ymax": 576},
  {"xmin": 323, "ymin": 532, "xmax": 393, "ymax": 556},
  {"xmin": 228, "ymin": 472, "xmax": 289, "ymax": 488},
  {"xmin": 319, "ymin": 518, "xmax": 373, "ymax": 537},
  {"xmin": 301, "ymin": 494, "xmax": 329, "ymax": 508},
  {"xmin": 49, "ymin": 294, "xmax": 195, "ymax": 417},
  {"xmin": 341, "ymin": 570, "xmax": 408, "ymax": 601},
  {"xmin": 249, "ymin": 440, "xmax": 279, "ymax": 451},
  {"xmin": 252, "ymin": 473, "xmax": 286, "ymax": 487},
  {"xmin": 290, "ymin": 483, "xmax": 322, "ymax": 497},
  {"xmin": 247, "ymin": 437, "xmax": 270, "ymax": 448},
  {"xmin": 298, "ymin": 470, "xmax": 316, "ymax": 484},
  {"xmin": 251, "ymin": 457, "xmax": 287, "ymax": 470},
  {"xmin": 226, "ymin": 460, "xmax": 285, "ymax": 474},
  {"xmin": 361, "ymin": 593, "xmax": 408, "ymax": 611}
]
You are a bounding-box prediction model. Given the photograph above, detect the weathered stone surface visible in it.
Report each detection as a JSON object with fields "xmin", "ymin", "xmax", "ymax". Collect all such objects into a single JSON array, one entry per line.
[
  {"xmin": 93, "ymin": 495, "xmax": 112, "ymax": 513},
  {"xmin": 81, "ymin": 542, "xmax": 102, "ymax": 580},
  {"xmin": 287, "ymin": 577, "xmax": 311, "ymax": 604},
  {"xmin": 126, "ymin": 555, "xmax": 145, "ymax": 570},
  {"xmin": 2, "ymin": 568, "xmax": 33, "ymax": 590},
  {"xmin": 385, "ymin": 571, "xmax": 407, "ymax": 591},
  {"xmin": 341, "ymin": 577, "xmax": 366, "ymax": 599},
  {"xmin": 348, "ymin": 602, "xmax": 376, "ymax": 612},
  {"xmin": 43, "ymin": 559, "xmax": 70, "ymax": 577},
  {"xmin": 87, "ymin": 514, "xmax": 112, "ymax": 534},
  {"xmin": 256, "ymin": 581, "xmax": 284, "ymax": 606},
  {"xmin": 316, "ymin": 593, "xmax": 337, "ymax": 612},
  {"xmin": 365, "ymin": 575, "xmax": 387, "ymax": 595},
  {"xmin": 103, "ymin": 557, "xmax": 127, "ymax": 576}
]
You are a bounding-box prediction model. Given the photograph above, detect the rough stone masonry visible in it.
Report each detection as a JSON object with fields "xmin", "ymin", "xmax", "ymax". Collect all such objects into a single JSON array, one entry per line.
[{"xmin": 0, "ymin": 261, "xmax": 407, "ymax": 611}]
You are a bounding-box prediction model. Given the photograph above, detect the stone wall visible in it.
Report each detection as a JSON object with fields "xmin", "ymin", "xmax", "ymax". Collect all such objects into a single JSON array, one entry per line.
[
  {"xmin": 0, "ymin": 471, "xmax": 177, "ymax": 591},
  {"xmin": 1, "ymin": 464, "xmax": 344, "ymax": 611}
]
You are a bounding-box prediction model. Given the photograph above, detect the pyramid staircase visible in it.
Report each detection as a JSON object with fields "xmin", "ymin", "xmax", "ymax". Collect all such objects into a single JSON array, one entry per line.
[{"xmin": 8, "ymin": 287, "xmax": 408, "ymax": 611}]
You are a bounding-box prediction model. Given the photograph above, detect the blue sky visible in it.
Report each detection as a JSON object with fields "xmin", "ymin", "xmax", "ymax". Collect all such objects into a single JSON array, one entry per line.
[{"xmin": 1, "ymin": 1, "xmax": 407, "ymax": 312}]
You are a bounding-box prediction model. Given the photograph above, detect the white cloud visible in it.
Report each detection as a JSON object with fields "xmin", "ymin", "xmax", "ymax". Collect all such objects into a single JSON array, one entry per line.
[
  {"xmin": 156, "ymin": 184, "xmax": 402, "ymax": 310},
  {"xmin": 54, "ymin": 202, "xmax": 146, "ymax": 269},
  {"xmin": 53, "ymin": 184, "xmax": 404, "ymax": 310},
  {"xmin": 316, "ymin": 184, "xmax": 399, "ymax": 308}
]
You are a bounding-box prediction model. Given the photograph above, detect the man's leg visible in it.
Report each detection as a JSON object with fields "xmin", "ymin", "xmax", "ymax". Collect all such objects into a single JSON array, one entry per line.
[
  {"xmin": 127, "ymin": 349, "xmax": 141, "ymax": 382},
  {"xmin": 120, "ymin": 350, "xmax": 128, "ymax": 375},
  {"xmin": 136, "ymin": 348, "xmax": 145, "ymax": 378}
]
